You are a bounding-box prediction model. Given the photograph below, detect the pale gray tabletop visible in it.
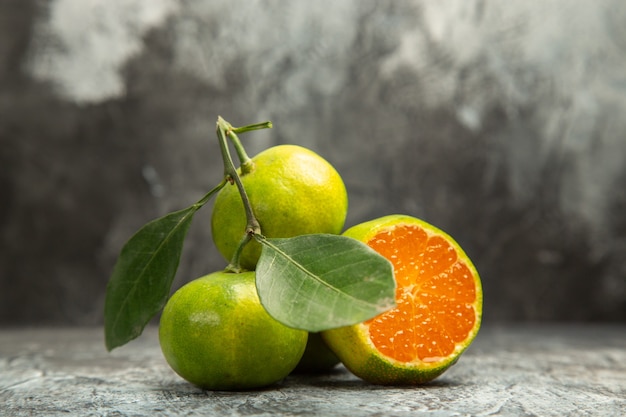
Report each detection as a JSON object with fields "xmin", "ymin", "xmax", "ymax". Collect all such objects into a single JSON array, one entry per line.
[{"xmin": 1, "ymin": 325, "xmax": 624, "ymax": 416}]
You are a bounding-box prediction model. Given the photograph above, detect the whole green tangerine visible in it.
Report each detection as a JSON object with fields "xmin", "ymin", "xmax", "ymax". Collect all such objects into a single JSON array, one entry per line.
[
  {"xmin": 159, "ymin": 271, "xmax": 308, "ymax": 390},
  {"xmin": 211, "ymin": 144, "xmax": 348, "ymax": 270}
]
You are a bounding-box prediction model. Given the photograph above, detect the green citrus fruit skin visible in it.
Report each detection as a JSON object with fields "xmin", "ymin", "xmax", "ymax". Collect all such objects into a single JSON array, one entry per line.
[
  {"xmin": 322, "ymin": 322, "xmax": 457, "ymax": 385},
  {"xmin": 292, "ymin": 332, "xmax": 341, "ymax": 374},
  {"xmin": 322, "ymin": 214, "xmax": 483, "ymax": 385},
  {"xmin": 159, "ymin": 271, "xmax": 308, "ymax": 390},
  {"xmin": 211, "ymin": 145, "xmax": 348, "ymax": 270}
]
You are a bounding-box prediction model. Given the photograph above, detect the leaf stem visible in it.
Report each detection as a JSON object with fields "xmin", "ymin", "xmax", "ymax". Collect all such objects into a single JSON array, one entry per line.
[
  {"xmin": 196, "ymin": 179, "xmax": 228, "ymax": 207},
  {"xmin": 231, "ymin": 120, "xmax": 273, "ymax": 134}
]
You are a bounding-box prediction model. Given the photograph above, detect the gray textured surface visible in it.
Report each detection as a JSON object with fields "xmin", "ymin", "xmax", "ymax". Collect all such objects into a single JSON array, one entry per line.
[
  {"xmin": 1, "ymin": 325, "xmax": 624, "ymax": 416},
  {"xmin": 1, "ymin": 1, "xmax": 626, "ymax": 325}
]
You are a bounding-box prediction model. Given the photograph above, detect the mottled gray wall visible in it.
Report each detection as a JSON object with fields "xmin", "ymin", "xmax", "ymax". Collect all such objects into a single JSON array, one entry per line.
[{"xmin": 1, "ymin": 0, "xmax": 625, "ymax": 325}]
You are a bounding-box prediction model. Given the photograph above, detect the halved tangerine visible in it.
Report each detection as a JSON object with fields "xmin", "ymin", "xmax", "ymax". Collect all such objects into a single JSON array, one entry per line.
[{"xmin": 322, "ymin": 214, "xmax": 482, "ymax": 385}]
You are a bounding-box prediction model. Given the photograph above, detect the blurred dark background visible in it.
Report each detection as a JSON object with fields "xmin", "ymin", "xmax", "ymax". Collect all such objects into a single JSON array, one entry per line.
[{"xmin": 1, "ymin": 0, "xmax": 625, "ymax": 326}]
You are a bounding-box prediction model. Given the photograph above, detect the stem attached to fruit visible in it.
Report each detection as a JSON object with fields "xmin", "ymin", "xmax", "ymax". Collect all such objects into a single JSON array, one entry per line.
[
  {"xmin": 218, "ymin": 117, "xmax": 272, "ymax": 176},
  {"xmin": 216, "ymin": 117, "xmax": 271, "ymax": 272},
  {"xmin": 226, "ymin": 233, "xmax": 253, "ymax": 273},
  {"xmin": 227, "ymin": 130, "xmax": 255, "ymax": 176}
]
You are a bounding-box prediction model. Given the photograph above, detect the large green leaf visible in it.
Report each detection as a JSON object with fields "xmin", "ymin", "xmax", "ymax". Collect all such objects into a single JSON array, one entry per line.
[
  {"xmin": 255, "ymin": 234, "xmax": 396, "ymax": 332},
  {"xmin": 104, "ymin": 206, "xmax": 198, "ymax": 351}
]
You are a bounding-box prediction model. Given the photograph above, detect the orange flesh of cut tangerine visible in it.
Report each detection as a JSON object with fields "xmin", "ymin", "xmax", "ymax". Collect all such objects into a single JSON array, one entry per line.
[{"xmin": 365, "ymin": 224, "xmax": 478, "ymax": 364}]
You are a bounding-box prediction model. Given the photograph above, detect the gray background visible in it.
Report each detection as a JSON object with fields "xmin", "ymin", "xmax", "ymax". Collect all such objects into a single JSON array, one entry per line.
[{"xmin": 1, "ymin": 0, "xmax": 625, "ymax": 326}]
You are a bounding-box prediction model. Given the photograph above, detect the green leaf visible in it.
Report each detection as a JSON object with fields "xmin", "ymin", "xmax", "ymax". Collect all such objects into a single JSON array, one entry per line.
[
  {"xmin": 255, "ymin": 234, "xmax": 396, "ymax": 332},
  {"xmin": 104, "ymin": 205, "xmax": 198, "ymax": 351}
]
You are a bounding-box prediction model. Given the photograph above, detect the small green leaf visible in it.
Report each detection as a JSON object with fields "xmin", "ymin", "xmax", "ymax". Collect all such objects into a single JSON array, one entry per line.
[
  {"xmin": 104, "ymin": 206, "xmax": 198, "ymax": 351},
  {"xmin": 255, "ymin": 234, "xmax": 396, "ymax": 332}
]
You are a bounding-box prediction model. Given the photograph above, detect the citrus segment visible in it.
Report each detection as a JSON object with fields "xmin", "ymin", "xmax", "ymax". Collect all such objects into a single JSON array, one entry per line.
[{"xmin": 323, "ymin": 215, "xmax": 482, "ymax": 385}]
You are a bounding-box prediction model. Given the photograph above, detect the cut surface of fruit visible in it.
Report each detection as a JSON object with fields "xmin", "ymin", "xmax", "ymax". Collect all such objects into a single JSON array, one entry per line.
[{"xmin": 323, "ymin": 215, "xmax": 482, "ymax": 385}]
